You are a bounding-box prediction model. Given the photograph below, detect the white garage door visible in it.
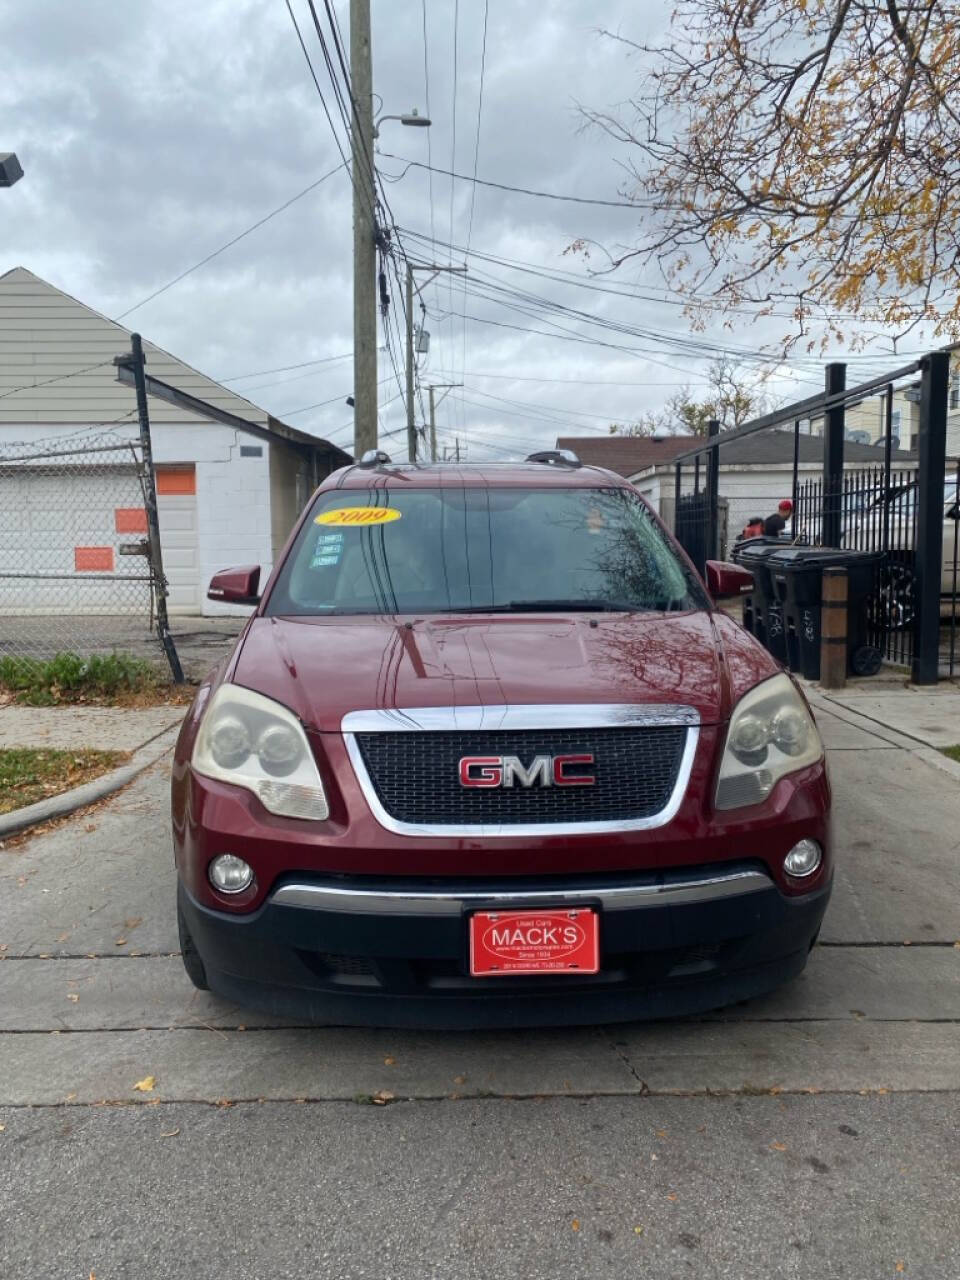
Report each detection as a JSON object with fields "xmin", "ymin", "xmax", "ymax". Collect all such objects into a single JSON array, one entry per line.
[{"xmin": 156, "ymin": 465, "xmax": 199, "ymax": 614}]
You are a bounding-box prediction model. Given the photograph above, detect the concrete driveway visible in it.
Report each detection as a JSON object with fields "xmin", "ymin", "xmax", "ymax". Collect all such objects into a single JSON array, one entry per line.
[{"xmin": 1, "ymin": 699, "xmax": 959, "ymax": 1278}]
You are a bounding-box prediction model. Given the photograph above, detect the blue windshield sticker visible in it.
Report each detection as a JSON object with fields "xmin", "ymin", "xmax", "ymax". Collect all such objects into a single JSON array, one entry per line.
[{"xmin": 311, "ymin": 552, "xmax": 341, "ymax": 568}]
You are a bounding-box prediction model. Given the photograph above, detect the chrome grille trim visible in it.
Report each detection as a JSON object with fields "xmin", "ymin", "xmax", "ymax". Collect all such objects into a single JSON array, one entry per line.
[
  {"xmin": 270, "ymin": 868, "xmax": 773, "ymax": 915},
  {"xmin": 342, "ymin": 703, "xmax": 701, "ymax": 734},
  {"xmin": 341, "ymin": 703, "xmax": 700, "ymax": 837}
]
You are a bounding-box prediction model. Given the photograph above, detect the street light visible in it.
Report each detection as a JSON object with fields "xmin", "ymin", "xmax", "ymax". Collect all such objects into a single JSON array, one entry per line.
[
  {"xmin": 373, "ymin": 108, "xmax": 431, "ymax": 139},
  {"xmin": 0, "ymin": 153, "xmax": 24, "ymax": 188}
]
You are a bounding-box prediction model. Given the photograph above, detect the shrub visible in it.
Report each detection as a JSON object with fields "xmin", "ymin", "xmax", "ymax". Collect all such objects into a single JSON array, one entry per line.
[{"xmin": 0, "ymin": 652, "xmax": 161, "ymax": 706}]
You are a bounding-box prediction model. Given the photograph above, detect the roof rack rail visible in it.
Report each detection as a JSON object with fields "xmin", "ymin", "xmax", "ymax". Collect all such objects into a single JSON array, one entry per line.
[
  {"xmin": 525, "ymin": 448, "xmax": 581, "ymax": 468},
  {"xmin": 358, "ymin": 449, "xmax": 392, "ymax": 468}
]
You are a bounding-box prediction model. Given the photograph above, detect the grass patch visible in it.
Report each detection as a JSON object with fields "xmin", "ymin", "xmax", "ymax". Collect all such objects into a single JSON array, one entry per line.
[
  {"xmin": 941, "ymin": 745, "xmax": 960, "ymax": 764},
  {"xmin": 0, "ymin": 747, "xmax": 130, "ymax": 815},
  {"xmin": 0, "ymin": 652, "xmax": 164, "ymax": 707}
]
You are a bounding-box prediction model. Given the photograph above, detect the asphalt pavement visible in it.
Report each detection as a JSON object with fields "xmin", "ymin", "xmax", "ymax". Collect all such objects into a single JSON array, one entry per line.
[{"xmin": 1, "ymin": 696, "xmax": 959, "ymax": 1278}]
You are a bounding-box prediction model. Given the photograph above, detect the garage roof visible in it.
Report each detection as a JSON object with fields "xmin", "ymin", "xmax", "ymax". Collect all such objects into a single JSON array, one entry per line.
[{"xmin": 0, "ymin": 267, "xmax": 348, "ymax": 462}]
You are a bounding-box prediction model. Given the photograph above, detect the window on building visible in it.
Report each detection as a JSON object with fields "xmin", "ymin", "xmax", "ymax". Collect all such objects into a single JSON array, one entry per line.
[{"xmin": 951, "ymin": 371, "xmax": 960, "ymax": 411}]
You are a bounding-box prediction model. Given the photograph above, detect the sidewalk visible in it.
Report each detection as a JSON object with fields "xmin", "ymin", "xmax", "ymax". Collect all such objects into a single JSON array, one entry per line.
[
  {"xmin": 804, "ymin": 679, "xmax": 960, "ymax": 781},
  {"xmin": 0, "ymin": 704, "xmax": 185, "ymax": 753},
  {"xmin": 0, "ymin": 703, "xmax": 186, "ymax": 837}
]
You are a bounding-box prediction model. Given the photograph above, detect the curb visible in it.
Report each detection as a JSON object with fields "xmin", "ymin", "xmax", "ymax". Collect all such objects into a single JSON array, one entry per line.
[
  {"xmin": 0, "ymin": 724, "xmax": 181, "ymax": 839},
  {"xmin": 806, "ymin": 688, "xmax": 960, "ymax": 782}
]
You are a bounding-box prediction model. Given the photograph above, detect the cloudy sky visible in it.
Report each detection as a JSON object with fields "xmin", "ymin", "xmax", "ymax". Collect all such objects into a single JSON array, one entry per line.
[{"xmin": 1, "ymin": 0, "xmax": 934, "ymax": 459}]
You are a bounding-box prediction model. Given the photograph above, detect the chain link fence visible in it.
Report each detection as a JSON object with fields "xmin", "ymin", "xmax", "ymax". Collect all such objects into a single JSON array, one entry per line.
[{"xmin": 0, "ymin": 430, "xmax": 180, "ymax": 674}]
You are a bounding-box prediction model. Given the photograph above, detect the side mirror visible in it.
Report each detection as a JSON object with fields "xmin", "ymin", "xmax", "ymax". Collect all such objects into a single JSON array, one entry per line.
[
  {"xmin": 706, "ymin": 560, "xmax": 754, "ymax": 600},
  {"xmin": 207, "ymin": 565, "xmax": 261, "ymax": 607}
]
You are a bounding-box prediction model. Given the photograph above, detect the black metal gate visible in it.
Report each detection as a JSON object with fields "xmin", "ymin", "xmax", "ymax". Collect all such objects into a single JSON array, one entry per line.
[{"xmin": 671, "ymin": 351, "xmax": 957, "ymax": 682}]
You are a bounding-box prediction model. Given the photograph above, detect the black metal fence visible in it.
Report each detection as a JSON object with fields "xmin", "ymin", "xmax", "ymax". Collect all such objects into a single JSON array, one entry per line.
[{"xmin": 672, "ymin": 352, "xmax": 956, "ymax": 683}]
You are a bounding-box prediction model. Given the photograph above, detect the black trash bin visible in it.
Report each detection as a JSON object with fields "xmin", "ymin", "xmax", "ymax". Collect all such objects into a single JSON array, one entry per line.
[
  {"xmin": 766, "ymin": 547, "xmax": 885, "ymax": 679},
  {"xmin": 731, "ymin": 537, "xmax": 790, "ymax": 662}
]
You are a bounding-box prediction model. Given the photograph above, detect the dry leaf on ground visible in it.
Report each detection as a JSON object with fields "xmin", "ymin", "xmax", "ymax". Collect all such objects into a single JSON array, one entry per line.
[
  {"xmin": 571, "ymin": 1219, "xmax": 580, "ymax": 1232},
  {"xmin": 771, "ymin": 1141, "xmax": 788, "ymax": 1152},
  {"xmin": 372, "ymin": 1089, "xmax": 395, "ymax": 1105},
  {"xmin": 133, "ymin": 1075, "xmax": 156, "ymax": 1093}
]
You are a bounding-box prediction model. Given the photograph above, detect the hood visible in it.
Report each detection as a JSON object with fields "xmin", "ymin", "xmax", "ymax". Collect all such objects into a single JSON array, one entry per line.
[{"xmin": 229, "ymin": 610, "xmax": 776, "ymax": 732}]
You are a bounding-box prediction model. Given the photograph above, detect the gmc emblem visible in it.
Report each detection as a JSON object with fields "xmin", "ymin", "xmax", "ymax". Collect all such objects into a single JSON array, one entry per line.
[{"xmin": 459, "ymin": 754, "xmax": 595, "ymax": 789}]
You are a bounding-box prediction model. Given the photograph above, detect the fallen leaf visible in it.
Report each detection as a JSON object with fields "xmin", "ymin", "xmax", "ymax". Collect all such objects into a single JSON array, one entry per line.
[
  {"xmin": 0, "ymin": 1124, "xmax": 5, "ymax": 1132},
  {"xmin": 57, "ymin": 932, "xmax": 70, "ymax": 943},
  {"xmin": 114, "ymin": 938, "xmax": 127, "ymax": 947},
  {"xmin": 124, "ymin": 916, "xmax": 143, "ymax": 930},
  {"xmin": 133, "ymin": 1075, "xmax": 156, "ymax": 1093},
  {"xmin": 65, "ymin": 1093, "xmax": 77, "ymax": 1102},
  {"xmin": 571, "ymin": 1219, "xmax": 580, "ymax": 1232},
  {"xmin": 896, "ymin": 1264, "xmax": 906, "ymax": 1274},
  {"xmin": 160, "ymin": 1128, "xmax": 180, "ymax": 1139},
  {"xmin": 384, "ymin": 1056, "xmax": 396, "ymax": 1066},
  {"xmin": 633, "ymin": 1225, "xmax": 644, "ymax": 1236},
  {"xmin": 453, "ymin": 1074, "xmax": 467, "ymax": 1085},
  {"xmin": 666, "ymin": 1193, "xmax": 678, "ymax": 1202},
  {"xmin": 771, "ymin": 1141, "xmax": 788, "ymax": 1152},
  {"xmin": 67, "ymin": 993, "xmax": 79, "ymax": 1003},
  {"xmin": 656, "ymin": 1128, "xmax": 668, "ymax": 1138},
  {"xmin": 372, "ymin": 1089, "xmax": 395, "ymax": 1106},
  {"xmin": 0, "ymin": 944, "xmax": 8, "ymax": 953},
  {"xmin": 84, "ymin": 824, "xmax": 97, "ymax": 833}
]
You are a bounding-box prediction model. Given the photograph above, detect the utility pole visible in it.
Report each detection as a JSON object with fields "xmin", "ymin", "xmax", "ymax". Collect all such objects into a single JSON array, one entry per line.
[
  {"xmin": 350, "ymin": 0, "xmax": 377, "ymax": 460},
  {"xmin": 405, "ymin": 268, "xmax": 416, "ymax": 464},
  {"xmin": 426, "ymin": 383, "xmax": 461, "ymax": 461},
  {"xmin": 405, "ymin": 263, "xmax": 467, "ymax": 462},
  {"xmin": 428, "ymin": 385, "xmax": 436, "ymax": 462}
]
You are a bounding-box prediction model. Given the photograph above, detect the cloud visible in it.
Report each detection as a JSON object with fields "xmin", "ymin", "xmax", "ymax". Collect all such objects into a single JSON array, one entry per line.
[{"xmin": 1, "ymin": 1, "xmax": 919, "ymax": 458}]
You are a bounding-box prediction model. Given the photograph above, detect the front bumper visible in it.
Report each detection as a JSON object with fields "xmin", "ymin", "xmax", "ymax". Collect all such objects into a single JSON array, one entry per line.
[{"xmin": 179, "ymin": 864, "xmax": 831, "ymax": 1029}]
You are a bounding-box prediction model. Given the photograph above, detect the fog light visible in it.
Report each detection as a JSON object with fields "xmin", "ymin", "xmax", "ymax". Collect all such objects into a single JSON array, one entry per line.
[
  {"xmin": 783, "ymin": 839, "xmax": 822, "ymax": 878},
  {"xmin": 208, "ymin": 853, "xmax": 254, "ymax": 894}
]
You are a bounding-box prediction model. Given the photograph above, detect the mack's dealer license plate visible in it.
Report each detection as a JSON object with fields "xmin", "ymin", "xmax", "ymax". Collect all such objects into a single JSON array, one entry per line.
[{"xmin": 469, "ymin": 908, "xmax": 600, "ymax": 977}]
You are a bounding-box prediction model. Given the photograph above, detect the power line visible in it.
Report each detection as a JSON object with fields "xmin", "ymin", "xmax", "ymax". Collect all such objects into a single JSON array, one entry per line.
[
  {"xmin": 461, "ymin": 0, "xmax": 488, "ymax": 433},
  {"xmin": 429, "ymin": 367, "xmax": 713, "ymax": 387},
  {"xmin": 218, "ymin": 351, "xmax": 353, "ymax": 382},
  {"xmin": 379, "ymin": 154, "xmax": 647, "ymax": 209},
  {"xmin": 114, "ymin": 161, "xmax": 346, "ymax": 321},
  {"xmin": 0, "ymin": 360, "xmax": 114, "ymax": 399},
  {"xmin": 283, "ymin": 0, "xmax": 352, "ymax": 171}
]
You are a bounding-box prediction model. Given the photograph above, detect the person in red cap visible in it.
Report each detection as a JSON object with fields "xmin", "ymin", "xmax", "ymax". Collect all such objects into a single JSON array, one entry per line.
[{"xmin": 763, "ymin": 498, "xmax": 793, "ymax": 537}]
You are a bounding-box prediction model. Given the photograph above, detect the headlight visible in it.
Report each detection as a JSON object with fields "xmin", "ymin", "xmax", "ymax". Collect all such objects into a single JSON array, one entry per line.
[
  {"xmin": 716, "ymin": 674, "xmax": 822, "ymax": 810},
  {"xmin": 192, "ymin": 684, "xmax": 329, "ymax": 820}
]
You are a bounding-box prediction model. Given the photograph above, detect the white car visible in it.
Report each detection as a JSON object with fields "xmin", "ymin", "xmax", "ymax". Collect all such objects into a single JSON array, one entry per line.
[{"xmin": 844, "ymin": 482, "xmax": 959, "ymax": 627}]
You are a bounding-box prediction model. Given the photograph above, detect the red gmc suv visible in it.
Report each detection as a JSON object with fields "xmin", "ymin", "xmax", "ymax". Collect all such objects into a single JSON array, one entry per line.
[{"xmin": 172, "ymin": 450, "xmax": 831, "ymax": 1028}]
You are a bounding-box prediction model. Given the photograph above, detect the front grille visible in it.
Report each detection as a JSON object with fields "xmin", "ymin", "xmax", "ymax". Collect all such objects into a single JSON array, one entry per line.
[{"xmin": 354, "ymin": 726, "xmax": 688, "ymax": 826}]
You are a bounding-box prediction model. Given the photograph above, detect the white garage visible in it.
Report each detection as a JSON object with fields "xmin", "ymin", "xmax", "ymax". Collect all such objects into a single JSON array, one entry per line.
[{"xmin": 0, "ymin": 267, "xmax": 351, "ymax": 621}]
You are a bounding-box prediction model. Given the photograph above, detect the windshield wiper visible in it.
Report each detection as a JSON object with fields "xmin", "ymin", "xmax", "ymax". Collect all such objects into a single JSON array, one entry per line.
[{"xmin": 505, "ymin": 598, "xmax": 643, "ymax": 613}]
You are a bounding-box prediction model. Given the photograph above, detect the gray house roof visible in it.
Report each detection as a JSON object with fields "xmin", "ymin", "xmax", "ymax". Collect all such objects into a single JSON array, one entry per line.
[
  {"xmin": 556, "ymin": 430, "xmax": 914, "ymax": 477},
  {"xmin": 0, "ymin": 267, "xmax": 349, "ymax": 464}
]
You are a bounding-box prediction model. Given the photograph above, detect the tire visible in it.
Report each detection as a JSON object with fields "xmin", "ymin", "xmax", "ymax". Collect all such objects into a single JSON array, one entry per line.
[
  {"xmin": 879, "ymin": 557, "xmax": 916, "ymax": 631},
  {"xmin": 177, "ymin": 897, "xmax": 209, "ymax": 990}
]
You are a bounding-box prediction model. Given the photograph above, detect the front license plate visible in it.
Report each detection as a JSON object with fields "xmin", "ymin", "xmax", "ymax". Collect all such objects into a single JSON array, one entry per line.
[{"xmin": 469, "ymin": 908, "xmax": 600, "ymax": 977}]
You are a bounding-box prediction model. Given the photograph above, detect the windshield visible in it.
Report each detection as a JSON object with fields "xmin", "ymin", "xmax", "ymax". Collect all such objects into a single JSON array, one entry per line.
[{"xmin": 266, "ymin": 486, "xmax": 709, "ymax": 617}]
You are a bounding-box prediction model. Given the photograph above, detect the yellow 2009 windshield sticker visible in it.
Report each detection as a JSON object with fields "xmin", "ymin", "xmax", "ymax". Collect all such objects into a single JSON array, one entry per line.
[{"xmin": 315, "ymin": 506, "xmax": 402, "ymax": 527}]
